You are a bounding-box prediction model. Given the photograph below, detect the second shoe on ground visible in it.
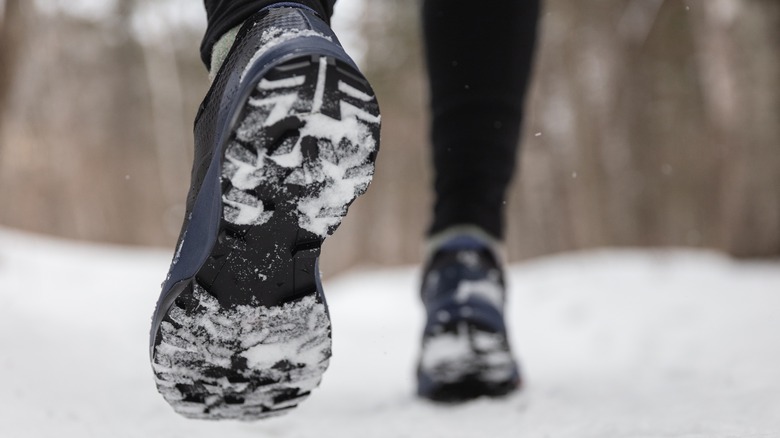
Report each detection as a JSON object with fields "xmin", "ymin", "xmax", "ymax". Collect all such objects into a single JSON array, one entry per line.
[{"xmin": 417, "ymin": 235, "xmax": 522, "ymax": 402}]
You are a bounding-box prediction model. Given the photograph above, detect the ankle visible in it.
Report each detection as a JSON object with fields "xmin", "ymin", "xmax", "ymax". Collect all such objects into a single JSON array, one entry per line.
[{"xmin": 426, "ymin": 225, "xmax": 505, "ymax": 264}]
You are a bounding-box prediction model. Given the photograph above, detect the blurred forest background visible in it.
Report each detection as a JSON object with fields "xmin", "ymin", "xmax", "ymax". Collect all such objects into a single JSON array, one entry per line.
[{"xmin": 0, "ymin": 0, "xmax": 778, "ymax": 275}]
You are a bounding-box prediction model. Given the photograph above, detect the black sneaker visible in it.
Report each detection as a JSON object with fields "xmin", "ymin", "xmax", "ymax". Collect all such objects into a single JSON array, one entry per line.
[
  {"xmin": 149, "ymin": 5, "xmax": 380, "ymax": 420},
  {"xmin": 417, "ymin": 235, "xmax": 521, "ymax": 402}
]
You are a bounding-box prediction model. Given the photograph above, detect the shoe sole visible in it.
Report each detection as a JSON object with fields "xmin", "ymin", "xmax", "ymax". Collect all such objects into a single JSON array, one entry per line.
[
  {"xmin": 151, "ymin": 53, "xmax": 380, "ymax": 420},
  {"xmin": 417, "ymin": 322, "xmax": 521, "ymax": 403}
]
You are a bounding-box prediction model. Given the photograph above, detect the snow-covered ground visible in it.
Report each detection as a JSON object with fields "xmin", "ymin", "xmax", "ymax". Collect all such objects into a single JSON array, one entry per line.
[{"xmin": 1, "ymin": 227, "xmax": 779, "ymax": 438}]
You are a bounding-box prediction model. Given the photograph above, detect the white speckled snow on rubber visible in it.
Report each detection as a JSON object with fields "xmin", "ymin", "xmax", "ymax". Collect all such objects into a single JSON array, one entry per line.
[
  {"xmin": 221, "ymin": 54, "xmax": 380, "ymax": 238},
  {"xmin": 152, "ymin": 284, "xmax": 331, "ymax": 420}
]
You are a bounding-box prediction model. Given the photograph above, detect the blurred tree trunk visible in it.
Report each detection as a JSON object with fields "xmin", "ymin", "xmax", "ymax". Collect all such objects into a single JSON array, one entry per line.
[
  {"xmin": 505, "ymin": 0, "xmax": 780, "ymax": 260},
  {"xmin": 0, "ymin": 0, "xmax": 777, "ymax": 270},
  {"xmin": 0, "ymin": 0, "xmax": 24, "ymax": 146},
  {"xmin": 345, "ymin": 0, "xmax": 780, "ymax": 266},
  {"xmin": 0, "ymin": 2, "xmax": 204, "ymax": 246},
  {"xmin": 692, "ymin": 0, "xmax": 780, "ymax": 257}
]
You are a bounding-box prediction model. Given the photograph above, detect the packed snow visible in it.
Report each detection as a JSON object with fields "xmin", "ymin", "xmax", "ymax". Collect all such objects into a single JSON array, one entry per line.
[
  {"xmin": 1, "ymin": 227, "xmax": 780, "ymax": 437},
  {"xmin": 153, "ymin": 286, "xmax": 331, "ymax": 420},
  {"xmin": 227, "ymin": 53, "xmax": 379, "ymax": 236}
]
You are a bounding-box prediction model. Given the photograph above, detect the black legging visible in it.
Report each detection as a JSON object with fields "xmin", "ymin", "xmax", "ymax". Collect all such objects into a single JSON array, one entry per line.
[
  {"xmin": 201, "ymin": 0, "xmax": 540, "ymax": 240},
  {"xmin": 201, "ymin": 0, "xmax": 335, "ymax": 67}
]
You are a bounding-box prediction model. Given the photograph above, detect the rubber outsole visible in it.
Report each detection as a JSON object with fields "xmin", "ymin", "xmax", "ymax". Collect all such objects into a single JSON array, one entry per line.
[
  {"xmin": 418, "ymin": 374, "xmax": 521, "ymax": 404},
  {"xmin": 151, "ymin": 53, "xmax": 380, "ymax": 420},
  {"xmin": 417, "ymin": 321, "xmax": 521, "ymax": 403}
]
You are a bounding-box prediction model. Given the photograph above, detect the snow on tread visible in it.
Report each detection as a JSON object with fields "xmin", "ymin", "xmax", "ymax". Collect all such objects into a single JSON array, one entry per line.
[
  {"xmin": 220, "ymin": 55, "xmax": 381, "ymax": 238},
  {"xmin": 152, "ymin": 284, "xmax": 331, "ymax": 420}
]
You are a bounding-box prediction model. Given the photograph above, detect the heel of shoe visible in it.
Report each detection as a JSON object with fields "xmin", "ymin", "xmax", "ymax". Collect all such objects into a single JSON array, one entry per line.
[{"xmin": 151, "ymin": 282, "xmax": 331, "ymax": 420}]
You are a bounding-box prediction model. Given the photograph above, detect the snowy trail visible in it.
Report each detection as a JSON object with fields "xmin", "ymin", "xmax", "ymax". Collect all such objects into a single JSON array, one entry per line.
[{"xmin": 1, "ymin": 228, "xmax": 779, "ymax": 438}]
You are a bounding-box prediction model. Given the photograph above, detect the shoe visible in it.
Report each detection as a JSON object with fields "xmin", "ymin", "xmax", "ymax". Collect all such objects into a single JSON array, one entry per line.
[
  {"xmin": 149, "ymin": 6, "xmax": 380, "ymax": 420},
  {"xmin": 416, "ymin": 235, "xmax": 521, "ymax": 402}
]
